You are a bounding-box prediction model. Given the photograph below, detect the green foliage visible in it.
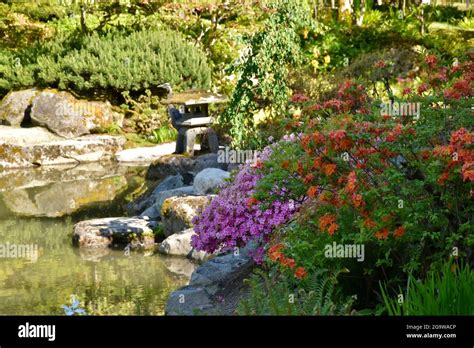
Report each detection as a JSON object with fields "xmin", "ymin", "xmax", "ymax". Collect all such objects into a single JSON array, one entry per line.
[
  {"xmin": 10, "ymin": 1, "xmax": 71, "ymax": 22},
  {"xmin": 0, "ymin": 3, "xmax": 53, "ymax": 49},
  {"xmin": 381, "ymin": 261, "xmax": 474, "ymax": 315},
  {"xmin": 121, "ymin": 89, "xmax": 169, "ymax": 136},
  {"xmin": 238, "ymin": 267, "xmax": 356, "ymax": 315},
  {"xmin": 304, "ymin": 6, "xmax": 471, "ymax": 78},
  {"xmin": 424, "ymin": 5, "xmax": 467, "ymax": 24},
  {"xmin": 156, "ymin": 1, "xmax": 268, "ymax": 96},
  {"xmin": 457, "ymin": 17, "xmax": 474, "ymax": 30},
  {"xmin": 220, "ymin": 0, "xmax": 314, "ymax": 149},
  {"xmin": 152, "ymin": 224, "xmax": 165, "ymax": 239},
  {"xmin": 150, "ymin": 126, "xmax": 177, "ymax": 144},
  {"xmin": 0, "ymin": 28, "xmax": 211, "ymax": 101}
]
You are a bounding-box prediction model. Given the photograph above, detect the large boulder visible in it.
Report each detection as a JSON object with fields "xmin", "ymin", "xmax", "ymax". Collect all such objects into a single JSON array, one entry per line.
[
  {"xmin": 140, "ymin": 185, "xmax": 195, "ymax": 220},
  {"xmin": 72, "ymin": 217, "xmax": 155, "ymax": 249},
  {"xmin": 1, "ymin": 176, "xmax": 128, "ymax": 218},
  {"xmin": 193, "ymin": 168, "xmax": 230, "ymax": 195},
  {"xmin": 30, "ymin": 89, "xmax": 123, "ymax": 138},
  {"xmin": 0, "ymin": 89, "xmax": 38, "ymax": 126},
  {"xmin": 0, "ymin": 163, "xmax": 127, "ymax": 192},
  {"xmin": 158, "ymin": 228, "xmax": 211, "ymax": 261},
  {"xmin": 165, "ymin": 243, "xmax": 257, "ymax": 315},
  {"xmin": 146, "ymin": 153, "xmax": 227, "ymax": 180},
  {"xmin": 161, "ymin": 195, "xmax": 213, "ymax": 236},
  {"xmin": 0, "ymin": 126, "xmax": 125, "ymax": 169}
]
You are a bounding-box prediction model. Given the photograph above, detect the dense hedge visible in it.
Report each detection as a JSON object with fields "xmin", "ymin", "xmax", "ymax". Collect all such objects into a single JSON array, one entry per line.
[{"xmin": 0, "ymin": 28, "xmax": 211, "ymax": 101}]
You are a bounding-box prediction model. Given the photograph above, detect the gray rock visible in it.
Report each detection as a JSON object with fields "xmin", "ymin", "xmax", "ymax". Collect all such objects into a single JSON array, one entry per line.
[
  {"xmin": 189, "ymin": 243, "xmax": 256, "ymax": 292},
  {"xmin": 0, "ymin": 89, "xmax": 38, "ymax": 126},
  {"xmin": 165, "ymin": 287, "xmax": 215, "ymax": 315},
  {"xmin": 139, "ymin": 205, "xmax": 160, "ymax": 221},
  {"xmin": 146, "ymin": 153, "xmax": 227, "ymax": 180},
  {"xmin": 139, "ymin": 186, "xmax": 195, "ymax": 220},
  {"xmin": 192, "ymin": 153, "xmax": 227, "ymax": 173},
  {"xmin": 193, "ymin": 168, "xmax": 230, "ymax": 195},
  {"xmin": 30, "ymin": 89, "xmax": 122, "ymax": 139},
  {"xmin": 0, "ymin": 163, "xmax": 128, "ymax": 192},
  {"xmin": 0, "ymin": 125, "xmax": 60, "ymax": 144},
  {"xmin": 72, "ymin": 217, "xmax": 155, "ymax": 249},
  {"xmin": 161, "ymin": 195, "xmax": 213, "ymax": 236},
  {"xmin": 165, "ymin": 243, "xmax": 257, "ymax": 315},
  {"xmin": 158, "ymin": 228, "xmax": 211, "ymax": 261},
  {"xmin": 0, "ymin": 126, "xmax": 125, "ymax": 169},
  {"xmin": 146, "ymin": 154, "xmax": 193, "ymax": 180},
  {"xmin": 1, "ymin": 176, "xmax": 127, "ymax": 218},
  {"xmin": 154, "ymin": 174, "xmax": 186, "ymax": 194},
  {"xmin": 131, "ymin": 174, "xmax": 185, "ymax": 215}
]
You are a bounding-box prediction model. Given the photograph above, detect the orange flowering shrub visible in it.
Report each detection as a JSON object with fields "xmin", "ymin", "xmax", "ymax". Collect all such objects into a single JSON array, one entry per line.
[
  {"xmin": 267, "ymin": 243, "xmax": 307, "ymax": 280},
  {"xmin": 253, "ymin": 52, "xmax": 473, "ymax": 306}
]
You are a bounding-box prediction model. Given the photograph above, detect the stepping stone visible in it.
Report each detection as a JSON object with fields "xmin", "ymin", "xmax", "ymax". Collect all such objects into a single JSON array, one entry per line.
[{"xmin": 72, "ymin": 217, "xmax": 155, "ymax": 250}]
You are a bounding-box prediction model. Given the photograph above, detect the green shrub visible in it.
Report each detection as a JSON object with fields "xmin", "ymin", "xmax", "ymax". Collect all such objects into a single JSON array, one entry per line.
[
  {"xmin": 0, "ymin": 28, "xmax": 211, "ymax": 101},
  {"xmin": 381, "ymin": 260, "xmax": 474, "ymax": 315},
  {"xmin": 150, "ymin": 126, "xmax": 177, "ymax": 144}
]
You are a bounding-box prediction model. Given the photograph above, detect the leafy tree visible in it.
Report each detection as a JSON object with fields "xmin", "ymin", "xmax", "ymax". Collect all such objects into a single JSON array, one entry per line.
[{"xmin": 220, "ymin": 0, "xmax": 314, "ymax": 149}]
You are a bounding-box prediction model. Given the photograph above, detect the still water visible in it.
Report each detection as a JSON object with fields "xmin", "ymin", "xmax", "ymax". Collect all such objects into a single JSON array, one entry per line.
[{"xmin": 0, "ymin": 163, "xmax": 194, "ymax": 315}]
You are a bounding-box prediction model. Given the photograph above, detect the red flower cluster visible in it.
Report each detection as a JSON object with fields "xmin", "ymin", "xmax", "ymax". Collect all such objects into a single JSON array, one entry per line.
[
  {"xmin": 267, "ymin": 244, "xmax": 308, "ymax": 280},
  {"xmin": 308, "ymin": 80, "xmax": 369, "ymax": 114},
  {"xmin": 290, "ymin": 93, "xmax": 310, "ymax": 103},
  {"xmin": 433, "ymin": 128, "xmax": 474, "ymax": 184},
  {"xmin": 318, "ymin": 213, "xmax": 339, "ymax": 235},
  {"xmin": 425, "ymin": 54, "xmax": 437, "ymax": 68}
]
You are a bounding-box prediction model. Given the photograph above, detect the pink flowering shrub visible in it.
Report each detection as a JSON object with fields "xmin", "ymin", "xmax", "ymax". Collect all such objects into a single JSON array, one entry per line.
[{"xmin": 191, "ymin": 138, "xmax": 300, "ymax": 262}]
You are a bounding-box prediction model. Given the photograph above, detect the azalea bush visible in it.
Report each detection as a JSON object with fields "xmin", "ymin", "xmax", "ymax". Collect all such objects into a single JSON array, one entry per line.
[
  {"xmin": 248, "ymin": 52, "xmax": 473, "ymax": 308},
  {"xmin": 191, "ymin": 137, "xmax": 300, "ymax": 261}
]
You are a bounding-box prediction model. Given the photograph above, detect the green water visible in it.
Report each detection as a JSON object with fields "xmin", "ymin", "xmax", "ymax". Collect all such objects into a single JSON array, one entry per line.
[{"xmin": 0, "ymin": 164, "xmax": 193, "ymax": 315}]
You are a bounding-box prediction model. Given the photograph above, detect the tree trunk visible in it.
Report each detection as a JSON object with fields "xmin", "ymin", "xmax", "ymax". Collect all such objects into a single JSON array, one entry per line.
[
  {"xmin": 80, "ymin": 5, "xmax": 88, "ymax": 34},
  {"xmin": 357, "ymin": 0, "xmax": 366, "ymax": 26},
  {"xmin": 420, "ymin": 5, "xmax": 425, "ymax": 36}
]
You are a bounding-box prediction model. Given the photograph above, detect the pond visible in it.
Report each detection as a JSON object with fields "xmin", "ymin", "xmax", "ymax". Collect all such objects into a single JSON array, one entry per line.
[{"xmin": 0, "ymin": 163, "xmax": 194, "ymax": 315}]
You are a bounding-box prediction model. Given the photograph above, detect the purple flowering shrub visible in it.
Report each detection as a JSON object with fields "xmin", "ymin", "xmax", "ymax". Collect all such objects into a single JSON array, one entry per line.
[{"xmin": 191, "ymin": 137, "xmax": 300, "ymax": 262}]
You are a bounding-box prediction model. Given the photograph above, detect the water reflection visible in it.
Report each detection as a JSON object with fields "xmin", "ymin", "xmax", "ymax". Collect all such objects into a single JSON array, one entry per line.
[{"xmin": 0, "ymin": 164, "xmax": 196, "ymax": 315}]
